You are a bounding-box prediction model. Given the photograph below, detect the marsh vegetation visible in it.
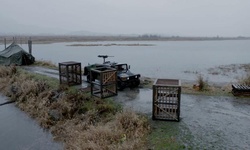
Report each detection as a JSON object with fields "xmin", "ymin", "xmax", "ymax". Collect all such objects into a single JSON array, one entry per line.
[{"xmin": 0, "ymin": 66, "xmax": 150, "ymax": 149}]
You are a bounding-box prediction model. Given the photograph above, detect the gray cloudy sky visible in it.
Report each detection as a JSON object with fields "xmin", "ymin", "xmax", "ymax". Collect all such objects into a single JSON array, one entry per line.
[{"xmin": 0, "ymin": 0, "xmax": 249, "ymax": 36}]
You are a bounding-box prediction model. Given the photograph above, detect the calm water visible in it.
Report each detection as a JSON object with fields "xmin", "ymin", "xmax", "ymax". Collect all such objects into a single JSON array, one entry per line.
[
  {"xmin": 30, "ymin": 40, "xmax": 250, "ymax": 83},
  {"xmin": 0, "ymin": 95, "xmax": 62, "ymax": 150}
]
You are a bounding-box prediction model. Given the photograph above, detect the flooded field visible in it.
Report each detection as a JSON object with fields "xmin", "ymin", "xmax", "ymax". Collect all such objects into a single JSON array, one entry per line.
[
  {"xmin": 0, "ymin": 95, "xmax": 62, "ymax": 150},
  {"xmin": 30, "ymin": 40, "xmax": 250, "ymax": 83},
  {"xmin": 1, "ymin": 40, "xmax": 250, "ymax": 149}
]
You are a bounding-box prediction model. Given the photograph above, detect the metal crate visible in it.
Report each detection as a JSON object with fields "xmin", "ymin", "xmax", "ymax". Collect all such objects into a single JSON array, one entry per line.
[{"xmin": 59, "ymin": 61, "xmax": 82, "ymax": 86}]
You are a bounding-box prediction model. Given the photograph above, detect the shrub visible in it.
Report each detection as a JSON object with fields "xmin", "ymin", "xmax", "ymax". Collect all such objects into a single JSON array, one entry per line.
[{"xmin": 195, "ymin": 74, "xmax": 209, "ymax": 91}]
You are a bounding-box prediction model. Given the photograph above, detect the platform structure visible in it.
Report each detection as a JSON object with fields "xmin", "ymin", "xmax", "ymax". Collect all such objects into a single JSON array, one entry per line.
[
  {"xmin": 90, "ymin": 67, "xmax": 117, "ymax": 99},
  {"xmin": 152, "ymin": 79, "xmax": 181, "ymax": 121},
  {"xmin": 232, "ymin": 84, "xmax": 250, "ymax": 96},
  {"xmin": 59, "ymin": 61, "xmax": 82, "ymax": 86}
]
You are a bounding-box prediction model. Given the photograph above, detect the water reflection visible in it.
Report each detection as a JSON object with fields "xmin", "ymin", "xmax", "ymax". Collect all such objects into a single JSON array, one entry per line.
[{"xmin": 114, "ymin": 88, "xmax": 152, "ymax": 114}]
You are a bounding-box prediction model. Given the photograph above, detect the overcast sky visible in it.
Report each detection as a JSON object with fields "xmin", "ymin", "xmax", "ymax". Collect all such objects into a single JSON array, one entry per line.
[{"xmin": 0, "ymin": 0, "xmax": 249, "ymax": 36}]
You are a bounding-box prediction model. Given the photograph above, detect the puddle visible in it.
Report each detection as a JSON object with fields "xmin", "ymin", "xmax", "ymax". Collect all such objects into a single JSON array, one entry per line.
[{"xmin": 0, "ymin": 95, "xmax": 63, "ymax": 150}]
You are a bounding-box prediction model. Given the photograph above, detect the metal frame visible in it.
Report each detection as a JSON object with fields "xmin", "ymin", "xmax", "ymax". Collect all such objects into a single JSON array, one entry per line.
[{"xmin": 59, "ymin": 61, "xmax": 82, "ymax": 86}]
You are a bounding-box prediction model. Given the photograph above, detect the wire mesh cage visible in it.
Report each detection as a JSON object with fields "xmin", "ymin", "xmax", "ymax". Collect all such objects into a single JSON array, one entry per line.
[{"xmin": 59, "ymin": 61, "xmax": 82, "ymax": 86}]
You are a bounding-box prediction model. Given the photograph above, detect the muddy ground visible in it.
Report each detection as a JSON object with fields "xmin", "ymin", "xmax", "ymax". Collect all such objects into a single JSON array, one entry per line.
[{"xmin": 22, "ymin": 65, "xmax": 250, "ymax": 149}]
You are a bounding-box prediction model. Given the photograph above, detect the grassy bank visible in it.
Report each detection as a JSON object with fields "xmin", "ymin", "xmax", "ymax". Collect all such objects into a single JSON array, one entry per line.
[
  {"xmin": 0, "ymin": 66, "xmax": 150, "ymax": 149},
  {"xmin": 141, "ymin": 76, "xmax": 233, "ymax": 96}
]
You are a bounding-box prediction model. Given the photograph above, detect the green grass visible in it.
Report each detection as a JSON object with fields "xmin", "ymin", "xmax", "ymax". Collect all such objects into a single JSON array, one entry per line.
[
  {"xmin": 18, "ymin": 68, "xmax": 59, "ymax": 89},
  {"xmin": 148, "ymin": 120, "xmax": 187, "ymax": 150},
  {"xmin": 33, "ymin": 60, "xmax": 57, "ymax": 69},
  {"xmin": 80, "ymin": 98, "xmax": 122, "ymax": 116}
]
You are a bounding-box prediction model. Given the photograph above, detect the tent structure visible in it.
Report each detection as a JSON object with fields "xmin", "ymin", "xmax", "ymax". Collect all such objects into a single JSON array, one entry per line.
[{"xmin": 0, "ymin": 42, "xmax": 35, "ymax": 65}]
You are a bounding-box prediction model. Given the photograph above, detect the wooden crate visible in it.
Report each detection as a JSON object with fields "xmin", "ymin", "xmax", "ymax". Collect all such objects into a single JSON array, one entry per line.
[
  {"xmin": 90, "ymin": 67, "xmax": 117, "ymax": 99},
  {"xmin": 59, "ymin": 61, "xmax": 82, "ymax": 86},
  {"xmin": 152, "ymin": 79, "xmax": 181, "ymax": 121}
]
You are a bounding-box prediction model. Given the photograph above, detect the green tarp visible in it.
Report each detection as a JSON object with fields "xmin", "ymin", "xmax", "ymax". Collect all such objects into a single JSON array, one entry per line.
[{"xmin": 0, "ymin": 42, "xmax": 35, "ymax": 65}]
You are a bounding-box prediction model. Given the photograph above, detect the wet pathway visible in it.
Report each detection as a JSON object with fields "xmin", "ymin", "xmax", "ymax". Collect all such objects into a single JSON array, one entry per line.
[
  {"xmin": 22, "ymin": 66, "xmax": 250, "ymax": 149},
  {"xmin": 114, "ymin": 88, "xmax": 250, "ymax": 149},
  {"xmin": 0, "ymin": 94, "xmax": 62, "ymax": 150}
]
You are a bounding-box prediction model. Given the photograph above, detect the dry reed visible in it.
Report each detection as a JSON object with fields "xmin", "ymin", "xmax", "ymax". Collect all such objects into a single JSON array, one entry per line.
[{"xmin": 0, "ymin": 66, "xmax": 150, "ymax": 149}]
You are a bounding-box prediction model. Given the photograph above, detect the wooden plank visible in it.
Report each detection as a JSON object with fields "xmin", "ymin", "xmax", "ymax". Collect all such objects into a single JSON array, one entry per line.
[
  {"xmin": 154, "ymin": 104, "xmax": 178, "ymax": 118},
  {"xmin": 103, "ymin": 71, "xmax": 116, "ymax": 84}
]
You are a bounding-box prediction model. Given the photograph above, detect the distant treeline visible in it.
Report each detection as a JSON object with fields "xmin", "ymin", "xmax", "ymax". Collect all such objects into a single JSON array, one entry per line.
[{"xmin": 0, "ymin": 35, "xmax": 249, "ymax": 44}]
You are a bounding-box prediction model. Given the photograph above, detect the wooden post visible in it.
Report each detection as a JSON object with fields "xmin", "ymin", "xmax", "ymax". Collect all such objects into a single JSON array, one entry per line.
[
  {"xmin": 4, "ymin": 38, "xmax": 6, "ymax": 49},
  {"xmin": 28, "ymin": 39, "xmax": 32, "ymax": 54}
]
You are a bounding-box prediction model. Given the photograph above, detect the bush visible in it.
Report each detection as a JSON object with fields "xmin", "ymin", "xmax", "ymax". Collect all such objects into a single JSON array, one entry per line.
[{"xmin": 196, "ymin": 74, "xmax": 208, "ymax": 91}]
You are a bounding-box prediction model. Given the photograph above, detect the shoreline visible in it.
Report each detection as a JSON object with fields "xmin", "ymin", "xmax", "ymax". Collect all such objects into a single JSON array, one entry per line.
[
  {"xmin": 26, "ymin": 62, "xmax": 244, "ymax": 96},
  {"xmin": 140, "ymin": 76, "xmax": 233, "ymax": 96},
  {"xmin": 1, "ymin": 35, "xmax": 250, "ymax": 45},
  {"xmin": 66, "ymin": 43, "xmax": 155, "ymax": 47}
]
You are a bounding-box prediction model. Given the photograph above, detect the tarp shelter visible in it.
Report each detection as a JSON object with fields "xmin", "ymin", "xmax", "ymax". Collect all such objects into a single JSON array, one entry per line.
[{"xmin": 0, "ymin": 42, "xmax": 35, "ymax": 65}]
